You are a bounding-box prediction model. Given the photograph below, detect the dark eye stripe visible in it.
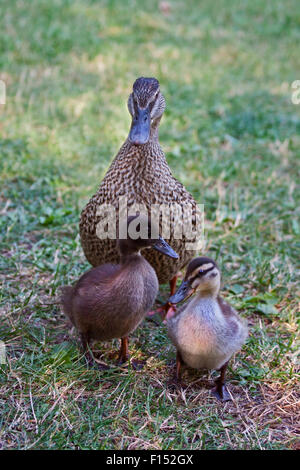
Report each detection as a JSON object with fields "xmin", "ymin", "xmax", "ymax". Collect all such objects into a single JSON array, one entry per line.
[
  {"xmin": 202, "ymin": 265, "xmax": 215, "ymax": 273},
  {"xmin": 192, "ymin": 266, "xmax": 215, "ymax": 280}
]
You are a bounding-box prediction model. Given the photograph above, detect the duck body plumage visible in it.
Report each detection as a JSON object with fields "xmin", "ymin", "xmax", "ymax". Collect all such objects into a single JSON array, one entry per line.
[
  {"xmin": 61, "ymin": 254, "xmax": 159, "ymax": 341},
  {"xmin": 167, "ymin": 294, "xmax": 248, "ymax": 371}
]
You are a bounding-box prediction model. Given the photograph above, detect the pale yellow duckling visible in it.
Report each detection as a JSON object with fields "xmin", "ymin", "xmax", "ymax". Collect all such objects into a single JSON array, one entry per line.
[{"xmin": 167, "ymin": 257, "xmax": 248, "ymax": 401}]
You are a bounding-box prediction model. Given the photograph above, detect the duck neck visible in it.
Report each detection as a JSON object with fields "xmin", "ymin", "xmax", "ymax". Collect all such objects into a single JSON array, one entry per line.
[
  {"xmin": 195, "ymin": 287, "xmax": 220, "ymax": 300},
  {"xmin": 107, "ymin": 118, "xmax": 171, "ymax": 183}
]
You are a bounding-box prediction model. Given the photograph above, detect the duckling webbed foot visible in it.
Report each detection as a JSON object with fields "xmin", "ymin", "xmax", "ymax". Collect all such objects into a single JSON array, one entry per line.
[
  {"xmin": 167, "ymin": 378, "xmax": 186, "ymax": 391},
  {"xmin": 211, "ymin": 361, "xmax": 232, "ymax": 402},
  {"xmin": 130, "ymin": 359, "xmax": 146, "ymax": 370},
  {"xmin": 211, "ymin": 384, "xmax": 231, "ymax": 402}
]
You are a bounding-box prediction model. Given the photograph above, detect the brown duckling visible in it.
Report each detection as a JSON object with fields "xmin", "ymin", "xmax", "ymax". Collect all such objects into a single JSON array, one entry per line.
[
  {"xmin": 61, "ymin": 215, "xmax": 178, "ymax": 368},
  {"xmin": 166, "ymin": 257, "xmax": 248, "ymax": 401}
]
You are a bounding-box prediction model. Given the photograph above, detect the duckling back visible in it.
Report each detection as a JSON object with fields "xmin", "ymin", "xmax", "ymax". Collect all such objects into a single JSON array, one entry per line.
[{"xmin": 62, "ymin": 256, "xmax": 159, "ymax": 342}]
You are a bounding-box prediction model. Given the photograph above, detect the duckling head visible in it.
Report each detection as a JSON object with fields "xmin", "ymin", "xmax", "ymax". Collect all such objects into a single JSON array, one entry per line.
[
  {"xmin": 128, "ymin": 77, "xmax": 166, "ymax": 146},
  {"xmin": 169, "ymin": 257, "xmax": 221, "ymax": 304},
  {"xmin": 118, "ymin": 215, "xmax": 178, "ymax": 259}
]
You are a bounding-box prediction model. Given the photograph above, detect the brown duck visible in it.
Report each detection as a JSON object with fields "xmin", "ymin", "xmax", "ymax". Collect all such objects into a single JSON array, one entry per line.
[
  {"xmin": 61, "ymin": 215, "xmax": 178, "ymax": 368},
  {"xmin": 79, "ymin": 77, "xmax": 199, "ymax": 307}
]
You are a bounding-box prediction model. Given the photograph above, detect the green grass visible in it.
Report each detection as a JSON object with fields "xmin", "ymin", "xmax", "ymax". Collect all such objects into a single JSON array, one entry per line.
[{"xmin": 0, "ymin": 0, "xmax": 299, "ymax": 450}]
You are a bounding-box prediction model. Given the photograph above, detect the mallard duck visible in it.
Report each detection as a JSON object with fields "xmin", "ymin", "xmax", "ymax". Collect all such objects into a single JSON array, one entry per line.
[
  {"xmin": 79, "ymin": 77, "xmax": 199, "ymax": 305},
  {"xmin": 61, "ymin": 215, "xmax": 178, "ymax": 368},
  {"xmin": 166, "ymin": 257, "xmax": 248, "ymax": 401}
]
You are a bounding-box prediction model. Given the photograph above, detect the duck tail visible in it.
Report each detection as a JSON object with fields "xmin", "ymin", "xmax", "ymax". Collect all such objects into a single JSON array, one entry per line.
[{"xmin": 59, "ymin": 285, "xmax": 74, "ymax": 324}]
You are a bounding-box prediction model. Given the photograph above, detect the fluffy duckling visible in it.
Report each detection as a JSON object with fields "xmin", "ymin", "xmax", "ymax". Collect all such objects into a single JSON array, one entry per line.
[
  {"xmin": 61, "ymin": 215, "xmax": 178, "ymax": 368},
  {"xmin": 166, "ymin": 257, "xmax": 248, "ymax": 401}
]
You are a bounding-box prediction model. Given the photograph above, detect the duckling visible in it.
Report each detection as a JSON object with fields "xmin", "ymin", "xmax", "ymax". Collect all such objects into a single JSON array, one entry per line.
[
  {"xmin": 166, "ymin": 257, "xmax": 248, "ymax": 401},
  {"xmin": 61, "ymin": 215, "xmax": 178, "ymax": 368}
]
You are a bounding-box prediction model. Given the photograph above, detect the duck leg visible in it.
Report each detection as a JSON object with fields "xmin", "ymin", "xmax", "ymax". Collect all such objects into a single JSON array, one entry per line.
[
  {"xmin": 118, "ymin": 337, "xmax": 129, "ymax": 364},
  {"xmin": 211, "ymin": 361, "xmax": 231, "ymax": 402},
  {"xmin": 80, "ymin": 333, "xmax": 109, "ymax": 370},
  {"xmin": 118, "ymin": 337, "xmax": 145, "ymax": 370},
  {"xmin": 175, "ymin": 350, "xmax": 183, "ymax": 382},
  {"xmin": 168, "ymin": 351, "xmax": 185, "ymax": 389}
]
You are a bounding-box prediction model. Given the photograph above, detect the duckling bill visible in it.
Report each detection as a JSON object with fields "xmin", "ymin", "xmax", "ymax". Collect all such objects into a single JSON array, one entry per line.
[
  {"xmin": 60, "ymin": 215, "xmax": 178, "ymax": 369},
  {"xmin": 167, "ymin": 257, "xmax": 248, "ymax": 401}
]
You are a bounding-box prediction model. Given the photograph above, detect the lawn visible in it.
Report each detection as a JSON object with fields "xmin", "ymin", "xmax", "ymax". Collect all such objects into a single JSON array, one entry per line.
[{"xmin": 0, "ymin": 0, "xmax": 299, "ymax": 450}]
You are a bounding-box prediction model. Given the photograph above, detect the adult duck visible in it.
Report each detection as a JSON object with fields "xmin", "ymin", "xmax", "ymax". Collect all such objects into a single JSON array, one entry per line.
[{"xmin": 79, "ymin": 77, "xmax": 199, "ymax": 305}]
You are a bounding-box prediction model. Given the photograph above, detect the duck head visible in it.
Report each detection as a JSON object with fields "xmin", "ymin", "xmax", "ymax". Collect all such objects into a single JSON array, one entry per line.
[
  {"xmin": 128, "ymin": 77, "xmax": 166, "ymax": 146},
  {"xmin": 118, "ymin": 215, "xmax": 178, "ymax": 259},
  {"xmin": 168, "ymin": 257, "xmax": 221, "ymax": 303}
]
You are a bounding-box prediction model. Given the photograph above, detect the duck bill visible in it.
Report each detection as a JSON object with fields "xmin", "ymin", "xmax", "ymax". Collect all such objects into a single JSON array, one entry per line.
[
  {"xmin": 153, "ymin": 236, "xmax": 178, "ymax": 259},
  {"xmin": 129, "ymin": 107, "xmax": 151, "ymax": 145},
  {"xmin": 168, "ymin": 280, "xmax": 194, "ymax": 304}
]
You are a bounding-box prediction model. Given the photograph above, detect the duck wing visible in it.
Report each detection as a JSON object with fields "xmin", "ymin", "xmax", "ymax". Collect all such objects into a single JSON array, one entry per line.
[
  {"xmin": 74, "ymin": 264, "xmax": 120, "ymax": 292},
  {"xmin": 217, "ymin": 295, "xmax": 248, "ymax": 343},
  {"xmin": 217, "ymin": 295, "xmax": 238, "ymax": 318},
  {"xmin": 60, "ymin": 265, "xmax": 120, "ymax": 319}
]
